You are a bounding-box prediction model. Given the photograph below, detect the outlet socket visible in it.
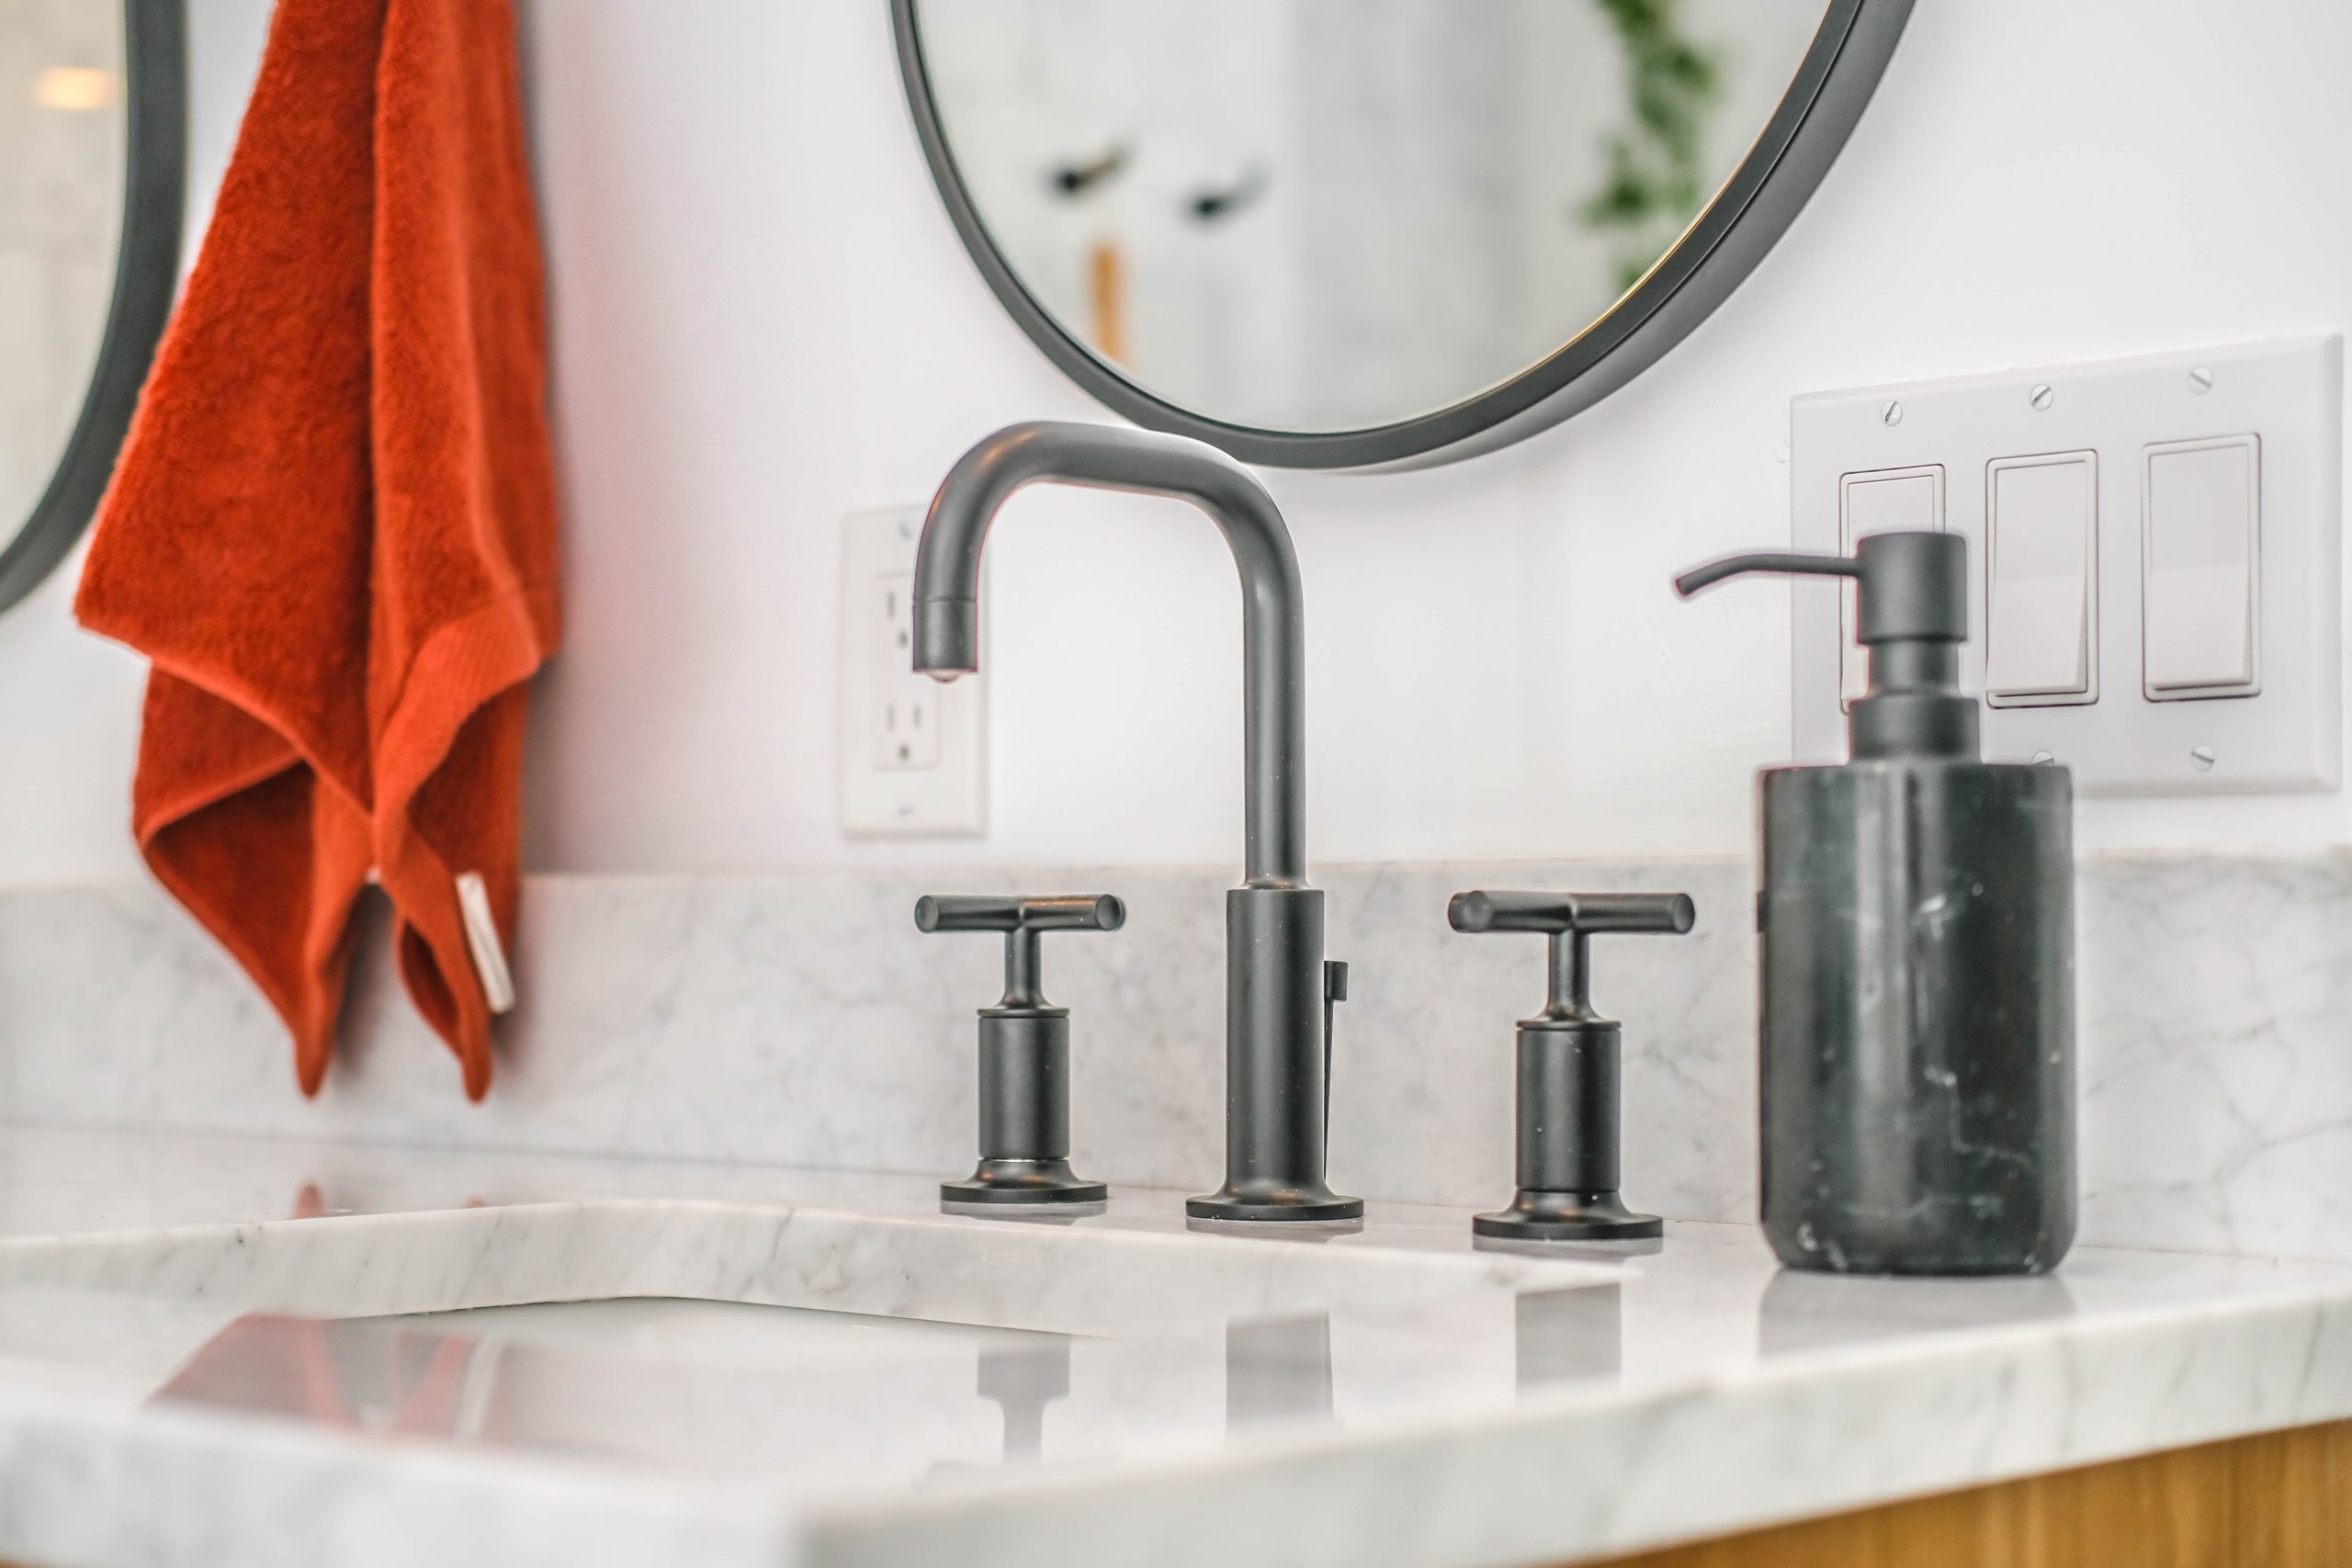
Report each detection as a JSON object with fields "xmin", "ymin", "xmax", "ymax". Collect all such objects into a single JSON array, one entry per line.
[{"xmin": 839, "ymin": 507, "xmax": 986, "ymax": 836}]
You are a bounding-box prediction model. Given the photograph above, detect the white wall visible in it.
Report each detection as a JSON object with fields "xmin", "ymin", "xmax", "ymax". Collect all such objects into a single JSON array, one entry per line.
[{"xmin": 2, "ymin": 0, "xmax": 2348, "ymax": 889}]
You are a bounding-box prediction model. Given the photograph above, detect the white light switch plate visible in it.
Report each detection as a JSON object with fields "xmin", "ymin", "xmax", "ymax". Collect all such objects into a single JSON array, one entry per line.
[
  {"xmin": 838, "ymin": 506, "xmax": 987, "ymax": 836},
  {"xmin": 1792, "ymin": 338, "xmax": 2342, "ymax": 795}
]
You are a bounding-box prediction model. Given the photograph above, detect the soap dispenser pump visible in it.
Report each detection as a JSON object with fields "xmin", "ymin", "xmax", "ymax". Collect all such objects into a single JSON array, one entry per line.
[{"xmin": 1676, "ymin": 531, "xmax": 2076, "ymax": 1276}]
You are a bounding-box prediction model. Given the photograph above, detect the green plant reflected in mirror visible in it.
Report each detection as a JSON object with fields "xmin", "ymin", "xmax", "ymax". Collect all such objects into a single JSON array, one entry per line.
[{"xmin": 896, "ymin": 0, "xmax": 1912, "ymax": 469}]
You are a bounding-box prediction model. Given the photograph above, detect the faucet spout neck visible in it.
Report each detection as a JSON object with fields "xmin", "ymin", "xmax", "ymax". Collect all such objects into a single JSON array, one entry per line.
[{"xmin": 911, "ymin": 422, "xmax": 1309, "ymax": 886}]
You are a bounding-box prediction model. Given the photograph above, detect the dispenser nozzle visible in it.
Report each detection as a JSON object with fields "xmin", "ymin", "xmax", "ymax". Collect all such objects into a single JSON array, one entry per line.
[
  {"xmin": 1673, "ymin": 550, "xmax": 1860, "ymax": 599},
  {"xmin": 1673, "ymin": 531, "xmax": 1979, "ymax": 761},
  {"xmin": 1674, "ymin": 533, "xmax": 1968, "ymax": 647}
]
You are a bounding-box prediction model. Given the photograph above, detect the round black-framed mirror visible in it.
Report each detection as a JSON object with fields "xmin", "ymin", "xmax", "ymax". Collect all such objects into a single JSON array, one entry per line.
[
  {"xmin": 0, "ymin": 0, "xmax": 187, "ymax": 613},
  {"xmin": 893, "ymin": 0, "xmax": 1912, "ymax": 471}
]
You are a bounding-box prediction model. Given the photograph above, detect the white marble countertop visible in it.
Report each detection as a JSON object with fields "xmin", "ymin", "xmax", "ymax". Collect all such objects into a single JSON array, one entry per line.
[{"xmin": 0, "ymin": 1127, "xmax": 2343, "ymax": 1568}]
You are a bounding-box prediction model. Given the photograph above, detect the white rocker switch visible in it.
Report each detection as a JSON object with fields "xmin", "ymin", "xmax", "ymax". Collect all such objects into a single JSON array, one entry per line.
[
  {"xmin": 2143, "ymin": 434, "xmax": 2261, "ymax": 701},
  {"xmin": 1984, "ymin": 451, "xmax": 2098, "ymax": 708},
  {"xmin": 1838, "ymin": 465, "xmax": 1944, "ymax": 705},
  {"xmin": 1791, "ymin": 340, "xmax": 2338, "ymax": 794}
]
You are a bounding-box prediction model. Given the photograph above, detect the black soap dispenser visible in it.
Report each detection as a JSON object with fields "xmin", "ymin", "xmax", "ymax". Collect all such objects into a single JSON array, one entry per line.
[{"xmin": 1675, "ymin": 532, "xmax": 2076, "ymax": 1276}]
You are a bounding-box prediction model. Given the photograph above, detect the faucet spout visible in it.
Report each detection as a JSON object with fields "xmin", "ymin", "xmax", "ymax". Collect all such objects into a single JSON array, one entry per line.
[
  {"xmin": 913, "ymin": 421, "xmax": 1359, "ymax": 1223},
  {"xmin": 911, "ymin": 421, "xmax": 1307, "ymax": 888}
]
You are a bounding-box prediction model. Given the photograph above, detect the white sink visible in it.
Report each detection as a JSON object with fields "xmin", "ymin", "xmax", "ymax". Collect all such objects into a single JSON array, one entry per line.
[
  {"xmin": 0, "ymin": 1197, "xmax": 1605, "ymax": 1338},
  {"xmin": 0, "ymin": 1198, "xmax": 1617, "ymax": 1483},
  {"xmin": 382, "ymin": 1294, "xmax": 1066, "ymax": 1364}
]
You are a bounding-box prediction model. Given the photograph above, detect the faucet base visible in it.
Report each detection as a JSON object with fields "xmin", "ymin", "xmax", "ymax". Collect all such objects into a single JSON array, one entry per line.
[
  {"xmin": 1197, "ymin": 886, "xmax": 1362, "ymax": 1224},
  {"xmin": 942, "ymin": 1158, "xmax": 1108, "ymax": 1206},
  {"xmin": 1185, "ymin": 1186, "xmax": 1364, "ymax": 1224},
  {"xmin": 1473, "ymin": 1189, "xmax": 1661, "ymax": 1242}
]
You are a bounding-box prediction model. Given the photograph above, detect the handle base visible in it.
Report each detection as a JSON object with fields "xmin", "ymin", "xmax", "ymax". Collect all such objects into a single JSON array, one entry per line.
[
  {"xmin": 1473, "ymin": 1189, "xmax": 1660, "ymax": 1243},
  {"xmin": 1186, "ymin": 1181, "xmax": 1364, "ymax": 1224},
  {"xmin": 942, "ymin": 1157, "xmax": 1107, "ymax": 1206}
]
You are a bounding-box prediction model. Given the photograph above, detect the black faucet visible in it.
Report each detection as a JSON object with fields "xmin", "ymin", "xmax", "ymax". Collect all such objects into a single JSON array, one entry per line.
[{"xmin": 911, "ymin": 421, "xmax": 1361, "ymax": 1223}]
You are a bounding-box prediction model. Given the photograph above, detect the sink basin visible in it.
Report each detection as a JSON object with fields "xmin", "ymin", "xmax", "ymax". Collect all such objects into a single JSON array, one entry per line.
[
  {"xmin": 0, "ymin": 1184, "xmax": 1628, "ymax": 1518},
  {"xmin": 146, "ymin": 1295, "xmax": 1091, "ymax": 1480},
  {"xmin": 382, "ymin": 1295, "xmax": 1068, "ymax": 1364},
  {"xmin": 0, "ymin": 1197, "xmax": 1605, "ymax": 1337},
  {"xmin": 0, "ymin": 1197, "xmax": 1614, "ymax": 1483}
]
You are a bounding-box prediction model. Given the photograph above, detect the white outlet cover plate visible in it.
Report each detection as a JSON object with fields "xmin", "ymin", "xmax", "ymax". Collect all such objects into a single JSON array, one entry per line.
[
  {"xmin": 838, "ymin": 506, "xmax": 987, "ymax": 836},
  {"xmin": 1791, "ymin": 337, "xmax": 2343, "ymax": 795}
]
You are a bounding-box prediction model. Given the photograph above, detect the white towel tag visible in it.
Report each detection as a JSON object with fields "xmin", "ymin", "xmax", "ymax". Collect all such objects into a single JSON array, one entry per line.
[{"xmin": 454, "ymin": 871, "xmax": 517, "ymax": 1015}]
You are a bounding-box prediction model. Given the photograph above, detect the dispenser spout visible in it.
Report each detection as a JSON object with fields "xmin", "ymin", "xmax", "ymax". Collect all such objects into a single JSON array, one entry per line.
[
  {"xmin": 1673, "ymin": 550, "xmax": 1860, "ymax": 599},
  {"xmin": 1674, "ymin": 531, "xmax": 1979, "ymax": 761}
]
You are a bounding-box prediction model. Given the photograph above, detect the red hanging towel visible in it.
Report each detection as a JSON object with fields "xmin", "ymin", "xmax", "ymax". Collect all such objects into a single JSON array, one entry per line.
[{"xmin": 75, "ymin": 0, "xmax": 560, "ymax": 1100}]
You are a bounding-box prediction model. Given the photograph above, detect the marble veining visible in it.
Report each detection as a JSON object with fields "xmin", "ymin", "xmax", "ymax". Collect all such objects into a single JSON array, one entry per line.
[
  {"xmin": 0, "ymin": 859, "xmax": 1757, "ymax": 1222},
  {"xmin": 2075, "ymin": 851, "xmax": 2352, "ymax": 1260},
  {"xmin": 0, "ymin": 1133, "xmax": 2340, "ymax": 1568},
  {"xmin": 2, "ymin": 850, "xmax": 2348, "ymax": 1263}
]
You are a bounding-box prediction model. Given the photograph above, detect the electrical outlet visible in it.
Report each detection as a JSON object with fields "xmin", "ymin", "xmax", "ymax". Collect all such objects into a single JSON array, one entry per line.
[
  {"xmin": 839, "ymin": 507, "xmax": 985, "ymax": 835},
  {"xmin": 871, "ymin": 574, "xmax": 940, "ymax": 770}
]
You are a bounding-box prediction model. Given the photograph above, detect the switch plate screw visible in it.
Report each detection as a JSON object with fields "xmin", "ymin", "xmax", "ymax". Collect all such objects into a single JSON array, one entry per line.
[
  {"xmin": 2189, "ymin": 366, "xmax": 2214, "ymax": 394},
  {"xmin": 2030, "ymin": 750, "xmax": 2055, "ymax": 765},
  {"xmin": 2029, "ymin": 384, "xmax": 2055, "ymax": 412},
  {"xmin": 2190, "ymin": 745, "xmax": 2218, "ymax": 772},
  {"xmin": 1880, "ymin": 400, "xmax": 1903, "ymax": 426}
]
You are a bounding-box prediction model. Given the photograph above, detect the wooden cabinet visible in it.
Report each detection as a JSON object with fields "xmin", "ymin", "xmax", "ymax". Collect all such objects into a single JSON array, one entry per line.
[{"xmin": 1603, "ymin": 1418, "xmax": 2352, "ymax": 1568}]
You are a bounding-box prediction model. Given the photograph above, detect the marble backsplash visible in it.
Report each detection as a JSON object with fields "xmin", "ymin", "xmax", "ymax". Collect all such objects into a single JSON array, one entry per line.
[{"xmin": 0, "ymin": 851, "xmax": 2346, "ymax": 1263}]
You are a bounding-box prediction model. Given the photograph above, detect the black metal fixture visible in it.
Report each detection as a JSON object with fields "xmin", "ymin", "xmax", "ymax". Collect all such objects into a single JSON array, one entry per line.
[
  {"xmin": 1047, "ymin": 142, "xmax": 1130, "ymax": 200},
  {"xmin": 912, "ymin": 421, "xmax": 1363, "ymax": 1223},
  {"xmin": 1448, "ymin": 889, "xmax": 1696, "ymax": 1242},
  {"xmin": 1185, "ymin": 164, "xmax": 1268, "ymax": 224},
  {"xmin": 920, "ymin": 893, "xmax": 1124, "ymax": 1206}
]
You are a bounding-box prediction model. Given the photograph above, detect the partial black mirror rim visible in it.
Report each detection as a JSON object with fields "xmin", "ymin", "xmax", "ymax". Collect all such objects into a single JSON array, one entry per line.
[
  {"xmin": 0, "ymin": 0, "xmax": 187, "ymax": 615},
  {"xmin": 890, "ymin": 0, "xmax": 1915, "ymax": 473}
]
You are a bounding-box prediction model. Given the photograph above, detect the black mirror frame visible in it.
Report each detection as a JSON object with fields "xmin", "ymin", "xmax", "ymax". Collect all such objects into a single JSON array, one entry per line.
[
  {"xmin": 0, "ymin": 0, "xmax": 187, "ymax": 613},
  {"xmin": 892, "ymin": 0, "xmax": 1913, "ymax": 472}
]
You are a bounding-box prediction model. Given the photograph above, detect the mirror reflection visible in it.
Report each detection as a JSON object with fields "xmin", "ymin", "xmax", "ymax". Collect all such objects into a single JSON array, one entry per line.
[
  {"xmin": 915, "ymin": 0, "xmax": 1832, "ymax": 434},
  {"xmin": 0, "ymin": 0, "xmax": 126, "ymax": 532}
]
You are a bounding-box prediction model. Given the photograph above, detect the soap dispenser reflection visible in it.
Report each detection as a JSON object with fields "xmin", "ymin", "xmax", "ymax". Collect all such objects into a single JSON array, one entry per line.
[{"xmin": 1676, "ymin": 532, "xmax": 2076, "ymax": 1277}]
